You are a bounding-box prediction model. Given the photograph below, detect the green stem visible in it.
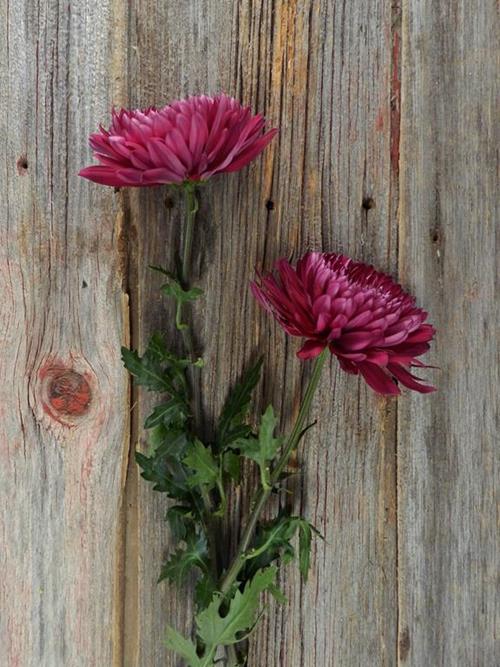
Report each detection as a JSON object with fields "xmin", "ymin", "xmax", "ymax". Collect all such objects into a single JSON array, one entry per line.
[
  {"xmin": 179, "ymin": 182, "xmax": 202, "ymax": 429},
  {"xmin": 178, "ymin": 183, "xmax": 219, "ymax": 584},
  {"xmin": 219, "ymin": 348, "xmax": 328, "ymax": 596}
]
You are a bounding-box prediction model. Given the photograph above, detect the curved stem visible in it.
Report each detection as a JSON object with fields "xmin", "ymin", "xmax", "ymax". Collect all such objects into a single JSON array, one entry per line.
[{"xmin": 219, "ymin": 348, "xmax": 328, "ymax": 595}]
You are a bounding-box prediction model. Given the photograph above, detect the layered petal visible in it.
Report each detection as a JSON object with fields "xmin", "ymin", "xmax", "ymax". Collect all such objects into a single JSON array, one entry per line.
[
  {"xmin": 251, "ymin": 252, "xmax": 436, "ymax": 396},
  {"xmin": 80, "ymin": 94, "xmax": 277, "ymax": 188}
]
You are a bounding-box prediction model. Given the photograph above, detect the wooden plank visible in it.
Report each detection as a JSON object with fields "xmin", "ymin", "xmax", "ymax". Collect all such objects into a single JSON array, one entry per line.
[
  {"xmin": 0, "ymin": 1, "xmax": 129, "ymax": 665},
  {"xmin": 126, "ymin": 1, "xmax": 398, "ymax": 664},
  {"xmin": 397, "ymin": 1, "xmax": 499, "ymax": 664}
]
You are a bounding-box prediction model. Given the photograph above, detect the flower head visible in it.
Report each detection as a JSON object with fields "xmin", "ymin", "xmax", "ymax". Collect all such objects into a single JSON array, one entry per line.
[
  {"xmin": 79, "ymin": 94, "xmax": 277, "ymax": 187},
  {"xmin": 251, "ymin": 252, "xmax": 436, "ymax": 395}
]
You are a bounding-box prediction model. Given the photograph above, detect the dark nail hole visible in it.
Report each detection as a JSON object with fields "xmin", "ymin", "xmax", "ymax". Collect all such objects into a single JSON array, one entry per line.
[
  {"xmin": 114, "ymin": 187, "xmax": 121, "ymax": 193},
  {"xmin": 17, "ymin": 155, "xmax": 28, "ymax": 174},
  {"xmin": 82, "ymin": 280, "xmax": 88, "ymax": 288},
  {"xmin": 362, "ymin": 197, "xmax": 375, "ymax": 210},
  {"xmin": 164, "ymin": 196, "xmax": 175, "ymax": 209},
  {"xmin": 266, "ymin": 199, "xmax": 275, "ymax": 211},
  {"xmin": 431, "ymin": 230, "xmax": 440, "ymax": 244}
]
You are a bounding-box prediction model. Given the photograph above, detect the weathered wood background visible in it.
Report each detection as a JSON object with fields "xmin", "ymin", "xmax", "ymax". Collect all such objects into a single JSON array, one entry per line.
[{"xmin": 1, "ymin": 1, "xmax": 498, "ymax": 665}]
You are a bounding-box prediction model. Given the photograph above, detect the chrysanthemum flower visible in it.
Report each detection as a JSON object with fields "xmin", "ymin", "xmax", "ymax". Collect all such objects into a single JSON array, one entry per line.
[
  {"xmin": 79, "ymin": 94, "xmax": 277, "ymax": 187},
  {"xmin": 251, "ymin": 252, "xmax": 436, "ymax": 395}
]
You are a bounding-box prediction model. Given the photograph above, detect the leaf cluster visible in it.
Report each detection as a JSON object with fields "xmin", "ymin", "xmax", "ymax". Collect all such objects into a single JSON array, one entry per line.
[
  {"xmin": 122, "ymin": 333, "xmax": 212, "ymax": 593},
  {"xmin": 166, "ymin": 567, "xmax": 279, "ymax": 667},
  {"xmin": 123, "ymin": 335, "xmax": 322, "ymax": 665}
]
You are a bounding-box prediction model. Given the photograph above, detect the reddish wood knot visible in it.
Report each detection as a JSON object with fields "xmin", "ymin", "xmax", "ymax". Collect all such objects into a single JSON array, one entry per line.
[{"xmin": 47, "ymin": 371, "xmax": 92, "ymax": 416}]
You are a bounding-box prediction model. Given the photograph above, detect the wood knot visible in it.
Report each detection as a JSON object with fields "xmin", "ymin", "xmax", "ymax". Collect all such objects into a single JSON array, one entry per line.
[
  {"xmin": 35, "ymin": 361, "xmax": 95, "ymax": 430},
  {"xmin": 48, "ymin": 371, "xmax": 91, "ymax": 416}
]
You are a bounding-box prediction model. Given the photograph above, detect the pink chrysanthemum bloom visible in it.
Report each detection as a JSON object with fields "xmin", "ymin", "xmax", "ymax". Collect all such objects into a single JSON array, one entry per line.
[
  {"xmin": 251, "ymin": 252, "xmax": 436, "ymax": 396},
  {"xmin": 79, "ymin": 94, "xmax": 277, "ymax": 187}
]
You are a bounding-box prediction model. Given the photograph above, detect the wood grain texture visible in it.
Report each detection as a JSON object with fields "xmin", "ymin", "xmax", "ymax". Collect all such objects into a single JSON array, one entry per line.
[
  {"xmin": 126, "ymin": 1, "xmax": 398, "ymax": 665},
  {"xmin": 1, "ymin": 0, "xmax": 498, "ymax": 666},
  {"xmin": 0, "ymin": 1, "xmax": 129, "ymax": 665},
  {"xmin": 397, "ymin": 1, "xmax": 499, "ymax": 665}
]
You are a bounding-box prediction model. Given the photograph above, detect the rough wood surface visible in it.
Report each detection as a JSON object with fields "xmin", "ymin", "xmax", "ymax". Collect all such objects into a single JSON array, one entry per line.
[
  {"xmin": 397, "ymin": 1, "xmax": 499, "ymax": 664},
  {"xmin": 124, "ymin": 1, "xmax": 399, "ymax": 665},
  {"xmin": 0, "ymin": 1, "xmax": 497, "ymax": 666},
  {"xmin": 0, "ymin": 1, "xmax": 129, "ymax": 666}
]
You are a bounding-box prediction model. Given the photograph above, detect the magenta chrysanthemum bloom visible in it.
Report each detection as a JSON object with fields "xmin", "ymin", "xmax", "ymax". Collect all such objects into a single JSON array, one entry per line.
[
  {"xmin": 79, "ymin": 94, "xmax": 277, "ymax": 187},
  {"xmin": 251, "ymin": 252, "xmax": 436, "ymax": 396}
]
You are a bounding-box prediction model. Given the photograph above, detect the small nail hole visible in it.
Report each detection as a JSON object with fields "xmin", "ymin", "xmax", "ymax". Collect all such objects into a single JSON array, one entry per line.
[
  {"xmin": 164, "ymin": 196, "xmax": 175, "ymax": 209},
  {"xmin": 431, "ymin": 226, "xmax": 441, "ymax": 244},
  {"xmin": 266, "ymin": 199, "xmax": 275, "ymax": 211},
  {"xmin": 362, "ymin": 197, "xmax": 375, "ymax": 210},
  {"xmin": 82, "ymin": 280, "xmax": 88, "ymax": 288},
  {"xmin": 17, "ymin": 155, "xmax": 28, "ymax": 174}
]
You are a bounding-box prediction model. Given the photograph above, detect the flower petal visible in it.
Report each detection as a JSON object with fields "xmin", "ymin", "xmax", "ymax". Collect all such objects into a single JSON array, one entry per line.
[
  {"xmin": 79, "ymin": 166, "xmax": 125, "ymax": 186},
  {"xmin": 357, "ymin": 362, "xmax": 400, "ymax": 396},
  {"xmin": 297, "ymin": 340, "xmax": 327, "ymax": 360},
  {"xmin": 387, "ymin": 363, "xmax": 436, "ymax": 394}
]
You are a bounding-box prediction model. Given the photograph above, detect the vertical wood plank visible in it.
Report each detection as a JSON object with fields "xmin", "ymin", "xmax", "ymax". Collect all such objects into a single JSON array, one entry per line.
[
  {"xmin": 397, "ymin": 1, "xmax": 498, "ymax": 664},
  {"xmin": 126, "ymin": 1, "xmax": 398, "ymax": 664},
  {"xmin": 0, "ymin": 1, "xmax": 129, "ymax": 665}
]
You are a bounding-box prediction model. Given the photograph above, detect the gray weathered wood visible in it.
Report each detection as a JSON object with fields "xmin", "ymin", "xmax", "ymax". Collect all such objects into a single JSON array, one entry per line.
[
  {"xmin": 0, "ymin": 1, "xmax": 129, "ymax": 665},
  {"xmin": 126, "ymin": 1, "xmax": 398, "ymax": 665},
  {"xmin": 1, "ymin": 0, "xmax": 498, "ymax": 665},
  {"xmin": 397, "ymin": 1, "xmax": 499, "ymax": 664}
]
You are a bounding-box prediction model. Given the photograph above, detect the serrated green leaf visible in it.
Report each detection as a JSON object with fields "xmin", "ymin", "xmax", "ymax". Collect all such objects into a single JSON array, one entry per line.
[
  {"xmin": 223, "ymin": 451, "xmax": 241, "ymax": 483},
  {"xmin": 135, "ymin": 430, "xmax": 192, "ymax": 499},
  {"xmin": 144, "ymin": 399, "xmax": 188, "ymax": 429},
  {"xmin": 217, "ymin": 357, "xmax": 263, "ymax": 450},
  {"xmin": 122, "ymin": 333, "xmax": 192, "ymax": 399},
  {"xmin": 135, "ymin": 451, "xmax": 189, "ymax": 498},
  {"xmin": 194, "ymin": 572, "xmax": 217, "ymax": 611},
  {"xmin": 268, "ymin": 583, "xmax": 287, "ymax": 605},
  {"xmin": 257, "ymin": 405, "xmax": 281, "ymax": 461},
  {"xmin": 121, "ymin": 347, "xmax": 170, "ymax": 392},
  {"xmin": 243, "ymin": 515, "xmax": 298, "ymax": 564},
  {"xmin": 146, "ymin": 332, "xmax": 169, "ymax": 361},
  {"xmin": 166, "ymin": 505, "xmax": 195, "ymax": 542},
  {"xmin": 148, "ymin": 426, "xmax": 189, "ymax": 457},
  {"xmin": 243, "ymin": 514, "xmax": 320, "ymax": 581},
  {"xmin": 183, "ymin": 439, "xmax": 220, "ymax": 490},
  {"xmin": 159, "ymin": 533, "xmax": 209, "ymax": 584},
  {"xmin": 298, "ymin": 521, "xmax": 313, "ymax": 580},
  {"xmin": 230, "ymin": 406, "xmax": 281, "ymax": 489},
  {"xmin": 196, "ymin": 566, "xmax": 277, "ymax": 654},
  {"xmin": 165, "ymin": 626, "xmax": 202, "ymax": 667}
]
